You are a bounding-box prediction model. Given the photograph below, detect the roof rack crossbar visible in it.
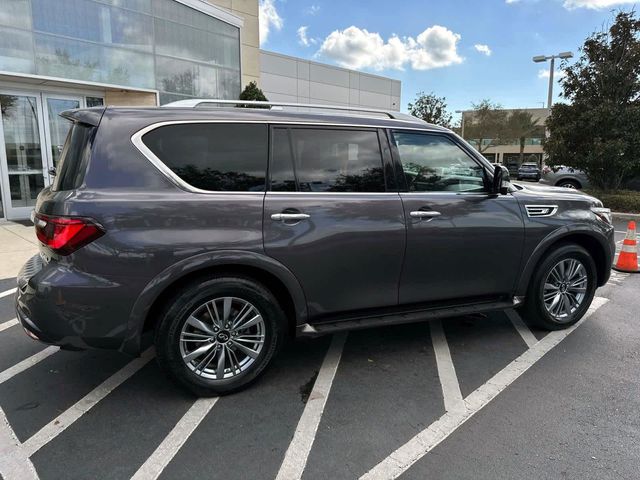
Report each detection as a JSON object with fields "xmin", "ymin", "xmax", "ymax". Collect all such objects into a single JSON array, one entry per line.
[{"xmin": 162, "ymin": 99, "xmax": 417, "ymax": 122}]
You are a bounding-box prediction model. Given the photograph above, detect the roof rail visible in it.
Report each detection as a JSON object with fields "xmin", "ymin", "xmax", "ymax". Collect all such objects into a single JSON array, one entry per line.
[{"xmin": 162, "ymin": 99, "xmax": 420, "ymax": 122}]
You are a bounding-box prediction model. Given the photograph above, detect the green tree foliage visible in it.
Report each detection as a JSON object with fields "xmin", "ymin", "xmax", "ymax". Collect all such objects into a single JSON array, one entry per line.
[
  {"xmin": 463, "ymin": 100, "xmax": 508, "ymax": 154},
  {"xmin": 408, "ymin": 92, "xmax": 453, "ymax": 128},
  {"xmin": 544, "ymin": 11, "xmax": 640, "ymax": 191},
  {"xmin": 238, "ymin": 81, "xmax": 268, "ymax": 108},
  {"xmin": 505, "ymin": 110, "xmax": 541, "ymax": 164}
]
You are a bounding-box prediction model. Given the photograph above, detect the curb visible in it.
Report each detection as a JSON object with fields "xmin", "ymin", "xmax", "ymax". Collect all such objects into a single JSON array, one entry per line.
[{"xmin": 612, "ymin": 212, "xmax": 640, "ymax": 220}]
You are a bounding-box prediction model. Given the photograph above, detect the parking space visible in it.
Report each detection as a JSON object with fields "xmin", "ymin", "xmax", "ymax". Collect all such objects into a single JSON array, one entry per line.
[{"xmin": 0, "ymin": 218, "xmax": 638, "ymax": 479}]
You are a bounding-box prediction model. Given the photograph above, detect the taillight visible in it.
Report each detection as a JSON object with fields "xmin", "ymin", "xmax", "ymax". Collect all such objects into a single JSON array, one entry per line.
[{"xmin": 34, "ymin": 213, "xmax": 104, "ymax": 255}]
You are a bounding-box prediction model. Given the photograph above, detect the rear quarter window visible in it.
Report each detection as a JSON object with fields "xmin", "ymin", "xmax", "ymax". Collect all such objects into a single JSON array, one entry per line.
[
  {"xmin": 141, "ymin": 123, "xmax": 268, "ymax": 192},
  {"xmin": 52, "ymin": 122, "xmax": 95, "ymax": 191}
]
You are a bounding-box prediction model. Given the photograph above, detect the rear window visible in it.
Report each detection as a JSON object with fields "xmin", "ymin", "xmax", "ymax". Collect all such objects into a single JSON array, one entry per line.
[
  {"xmin": 142, "ymin": 123, "xmax": 267, "ymax": 192},
  {"xmin": 52, "ymin": 122, "xmax": 94, "ymax": 191}
]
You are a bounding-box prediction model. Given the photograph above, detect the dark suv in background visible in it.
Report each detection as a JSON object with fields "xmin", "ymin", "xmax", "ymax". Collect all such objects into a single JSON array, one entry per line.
[
  {"xmin": 16, "ymin": 101, "xmax": 615, "ymax": 395},
  {"xmin": 517, "ymin": 162, "xmax": 542, "ymax": 182}
]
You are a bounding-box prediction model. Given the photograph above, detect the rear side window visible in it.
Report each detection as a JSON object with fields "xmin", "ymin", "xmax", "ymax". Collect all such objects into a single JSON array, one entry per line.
[
  {"xmin": 271, "ymin": 128, "xmax": 386, "ymax": 192},
  {"xmin": 52, "ymin": 122, "xmax": 94, "ymax": 191},
  {"xmin": 142, "ymin": 123, "xmax": 267, "ymax": 192}
]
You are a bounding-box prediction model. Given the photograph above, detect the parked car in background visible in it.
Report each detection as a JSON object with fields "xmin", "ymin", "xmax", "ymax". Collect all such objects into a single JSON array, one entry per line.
[
  {"xmin": 517, "ymin": 162, "xmax": 541, "ymax": 182},
  {"xmin": 540, "ymin": 165, "xmax": 590, "ymax": 189},
  {"xmin": 16, "ymin": 101, "xmax": 614, "ymax": 396}
]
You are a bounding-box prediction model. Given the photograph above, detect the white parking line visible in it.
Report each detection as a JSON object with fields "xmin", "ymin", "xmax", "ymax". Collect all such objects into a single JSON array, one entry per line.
[
  {"xmin": 0, "ymin": 347, "xmax": 59, "ymax": 385},
  {"xmin": 360, "ymin": 297, "xmax": 608, "ymax": 480},
  {"xmin": 131, "ymin": 397, "xmax": 218, "ymax": 480},
  {"xmin": 275, "ymin": 332, "xmax": 347, "ymax": 480},
  {"xmin": 0, "ymin": 407, "xmax": 39, "ymax": 480},
  {"xmin": 505, "ymin": 309, "xmax": 538, "ymax": 349},
  {"xmin": 0, "ymin": 288, "xmax": 17, "ymax": 300},
  {"xmin": 0, "ymin": 318, "xmax": 19, "ymax": 333},
  {"xmin": 430, "ymin": 320, "xmax": 464, "ymax": 413},
  {"xmin": 22, "ymin": 348, "xmax": 155, "ymax": 457}
]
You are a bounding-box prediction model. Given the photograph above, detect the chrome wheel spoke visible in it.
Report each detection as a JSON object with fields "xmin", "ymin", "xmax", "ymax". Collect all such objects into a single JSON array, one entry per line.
[
  {"xmin": 183, "ymin": 342, "xmax": 214, "ymax": 363},
  {"xmin": 186, "ymin": 315, "xmax": 215, "ymax": 336},
  {"xmin": 222, "ymin": 297, "xmax": 232, "ymax": 326},
  {"xmin": 229, "ymin": 341, "xmax": 259, "ymax": 359},
  {"xmin": 235, "ymin": 314, "xmax": 262, "ymax": 331},
  {"xmin": 215, "ymin": 345, "xmax": 226, "ymax": 379}
]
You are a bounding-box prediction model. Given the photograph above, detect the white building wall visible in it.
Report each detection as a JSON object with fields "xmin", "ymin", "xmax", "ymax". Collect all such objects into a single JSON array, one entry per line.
[{"xmin": 260, "ymin": 50, "xmax": 401, "ymax": 111}]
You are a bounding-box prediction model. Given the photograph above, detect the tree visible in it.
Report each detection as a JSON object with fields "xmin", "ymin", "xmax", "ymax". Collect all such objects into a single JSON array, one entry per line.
[
  {"xmin": 544, "ymin": 11, "xmax": 640, "ymax": 191},
  {"xmin": 505, "ymin": 110, "xmax": 541, "ymax": 165},
  {"xmin": 238, "ymin": 81, "xmax": 268, "ymax": 108},
  {"xmin": 408, "ymin": 92, "xmax": 453, "ymax": 128},
  {"xmin": 463, "ymin": 100, "xmax": 508, "ymax": 154}
]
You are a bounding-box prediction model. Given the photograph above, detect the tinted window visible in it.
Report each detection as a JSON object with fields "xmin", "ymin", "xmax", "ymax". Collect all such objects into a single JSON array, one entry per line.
[
  {"xmin": 143, "ymin": 123, "xmax": 267, "ymax": 191},
  {"xmin": 270, "ymin": 128, "xmax": 385, "ymax": 192},
  {"xmin": 52, "ymin": 122, "xmax": 94, "ymax": 191},
  {"xmin": 392, "ymin": 132, "xmax": 486, "ymax": 192}
]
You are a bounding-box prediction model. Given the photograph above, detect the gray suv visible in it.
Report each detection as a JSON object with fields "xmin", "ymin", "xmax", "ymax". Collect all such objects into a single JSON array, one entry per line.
[{"xmin": 16, "ymin": 101, "xmax": 615, "ymax": 396}]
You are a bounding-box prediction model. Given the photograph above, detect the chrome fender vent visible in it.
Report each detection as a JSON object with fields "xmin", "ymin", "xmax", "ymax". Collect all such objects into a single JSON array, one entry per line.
[{"xmin": 525, "ymin": 205, "xmax": 558, "ymax": 218}]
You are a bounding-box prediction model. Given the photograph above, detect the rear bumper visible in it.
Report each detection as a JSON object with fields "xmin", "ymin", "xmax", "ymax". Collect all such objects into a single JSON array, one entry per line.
[{"xmin": 15, "ymin": 254, "xmax": 140, "ymax": 354}]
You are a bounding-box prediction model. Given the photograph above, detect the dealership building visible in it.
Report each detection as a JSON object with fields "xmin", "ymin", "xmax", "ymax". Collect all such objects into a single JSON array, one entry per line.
[{"xmin": 0, "ymin": 0, "xmax": 401, "ymax": 220}]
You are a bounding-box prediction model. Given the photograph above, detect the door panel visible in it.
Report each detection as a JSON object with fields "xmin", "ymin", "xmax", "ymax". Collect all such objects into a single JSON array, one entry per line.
[
  {"xmin": 390, "ymin": 130, "xmax": 525, "ymax": 305},
  {"xmin": 399, "ymin": 193, "xmax": 524, "ymax": 304},
  {"xmin": 263, "ymin": 126, "xmax": 406, "ymax": 319},
  {"xmin": 264, "ymin": 193, "xmax": 406, "ymax": 318}
]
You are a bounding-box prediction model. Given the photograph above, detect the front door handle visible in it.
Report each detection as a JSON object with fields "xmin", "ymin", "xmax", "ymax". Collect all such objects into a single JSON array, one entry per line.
[
  {"xmin": 409, "ymin": 210, "xmax": 441, "ymax": 219},
  {"xmin": 271, "ymin": 213, "xmax": 311, "ymax": 222}
]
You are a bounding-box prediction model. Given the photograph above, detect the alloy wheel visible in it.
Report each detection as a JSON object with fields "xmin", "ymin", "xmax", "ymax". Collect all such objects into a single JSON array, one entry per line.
[
  {"xmin": 542, "ymin": 258, "xmax": 588, "ymax": 322},
  {"xmin": 179, "ymin": 297, "xmax": 266, "ymax": 380}
]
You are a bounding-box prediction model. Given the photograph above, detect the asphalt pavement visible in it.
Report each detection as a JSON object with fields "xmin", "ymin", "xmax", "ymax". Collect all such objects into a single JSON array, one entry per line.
[{"xmin": 0, "ymin": 223, "xmax": 637, "ymax": 480}]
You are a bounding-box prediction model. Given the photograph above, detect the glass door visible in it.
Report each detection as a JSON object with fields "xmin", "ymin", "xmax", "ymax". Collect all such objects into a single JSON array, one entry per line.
[
  {"xmin": 43, "ymin": 95, "xmax": 82, "ymax": 182},
  {"xmin": 0, "ymin": 93, "xmax": 48, "ymax": 220}
]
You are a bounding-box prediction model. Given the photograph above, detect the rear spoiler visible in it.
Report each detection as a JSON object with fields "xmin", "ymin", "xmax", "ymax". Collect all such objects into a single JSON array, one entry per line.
[{"xmin": 60, "ymin": 107, "xmax": 106, "ymax": 127}]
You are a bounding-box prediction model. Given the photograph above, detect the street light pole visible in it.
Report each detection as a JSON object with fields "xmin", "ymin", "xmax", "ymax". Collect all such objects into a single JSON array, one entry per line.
[
  {"xmin": 547, "ymin": 56, "xmax": 555, "ymax": 110},
  {"xmin": 533, "ymin": 51, "xmax": 573, "ymax": 109}
]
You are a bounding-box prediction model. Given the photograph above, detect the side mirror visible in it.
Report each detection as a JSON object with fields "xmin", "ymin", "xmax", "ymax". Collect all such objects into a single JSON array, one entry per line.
[{"xmin": 492, "ymin": 165, "xmax": 509, "ymax": 195}]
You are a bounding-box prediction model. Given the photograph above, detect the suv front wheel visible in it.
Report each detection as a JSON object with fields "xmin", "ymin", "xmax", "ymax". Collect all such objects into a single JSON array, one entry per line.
[
  {"xmin": 520, "ymin": 244, "xmax": 597, "ymax": 330},
  {"xmin": 155, "ymin": 276, "xmax": 286, "ymax": 396}
]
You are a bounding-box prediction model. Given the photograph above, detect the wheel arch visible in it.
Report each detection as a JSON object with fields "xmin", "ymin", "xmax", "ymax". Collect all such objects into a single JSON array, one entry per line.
[
  {"xmin": 516, "ymin": 228, "xmax": 612, "ymax": 296},
  {"xmin": 121, "ymin": 251, "xmax": 307, "ymax": 355},
  {"xmin": 554, "ymin": 177, "xmax": 582, "ymax": 189}
]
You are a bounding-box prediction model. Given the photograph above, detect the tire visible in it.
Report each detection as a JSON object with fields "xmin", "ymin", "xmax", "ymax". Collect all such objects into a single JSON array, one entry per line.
[
  {"xmin": 556, "ymin": 179, "xmax": 581, "ymax": 189},
  {"xmin": 155, "ymin": 276, "xmax": 286, "ymax": 396},
  {"xmin": 519, "ymin": 244, "xmax": 597, "ymax": 330}
]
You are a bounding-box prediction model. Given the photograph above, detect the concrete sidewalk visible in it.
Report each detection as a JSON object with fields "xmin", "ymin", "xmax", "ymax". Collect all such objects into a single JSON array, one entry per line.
[{"xmin": 0, "ymin": 222, "xmax": 38, "ymax": 280}]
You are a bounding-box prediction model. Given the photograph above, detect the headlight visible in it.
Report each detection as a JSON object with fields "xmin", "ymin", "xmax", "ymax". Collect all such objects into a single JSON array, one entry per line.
[{"xmin": 591, "ymin": 207, "xmax": 612, "ymax": 224}]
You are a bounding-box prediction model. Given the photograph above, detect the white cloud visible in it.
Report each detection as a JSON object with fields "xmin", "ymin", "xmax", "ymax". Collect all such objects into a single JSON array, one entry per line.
[
  {"xmin": 563, "ymin": 0, "xmax": 636, "ymax": 8},
  {"xmin": 505, "ymin": 0, "xmax": 521, "ymax": 3},
  {"xmin": 297, "ymin": 26, "xmax": 317, "ymax": 47},
  {"xmin": 474, "ymin": 44, "xmax": 492, "ymax": 56},
  {"xmin": 538, "ymin": 68, "xmax": 567, "ymax": 79},
  {"xmin": 306, "ymin": 4, "xmax": 320, "ymax": 15},
  {"xmin": 259, "ymin": 0, "xmax": 283, "ymax": 45},
  {"xmin": 317, "ymin": 25, "xmax": 463, "ymax": 71}
]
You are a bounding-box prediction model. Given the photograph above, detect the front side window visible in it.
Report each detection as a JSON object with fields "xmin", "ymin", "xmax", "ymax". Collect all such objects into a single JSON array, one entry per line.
[
  {"xmin": 271, "ymin": 128, "xmax": 386, "ymax": 192},
  {"xmin": 392, "ymin": 132, "xmax": 486, "ymax": 192},
  {"xmin": 142, "ymin": 123, "xmax": 267, "ymax": 192}
]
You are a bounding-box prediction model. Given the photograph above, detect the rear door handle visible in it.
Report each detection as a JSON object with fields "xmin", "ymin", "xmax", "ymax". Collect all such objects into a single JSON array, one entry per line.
[
  {"xmin": 409, "ymin": 210, "xmax": 441, "ymax": 218},
  {"xmin": 271, "ymin": 213, "xmax": 311, "ymax": 222}
]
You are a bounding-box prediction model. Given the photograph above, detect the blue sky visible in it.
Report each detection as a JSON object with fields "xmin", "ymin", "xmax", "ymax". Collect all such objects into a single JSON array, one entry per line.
[{"xmin": 258, "ymin": 0, "xmax": 636, "ymax": 115}]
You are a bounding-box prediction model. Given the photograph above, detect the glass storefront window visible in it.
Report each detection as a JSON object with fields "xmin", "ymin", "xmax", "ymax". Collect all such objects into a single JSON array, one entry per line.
[
  {"xmin": 1, "ymin": 0, "xmax": 241, "ymax": 101},
  {"xmin": 86, "ymin": 96, "xmax": 104, "ymax": 107}
]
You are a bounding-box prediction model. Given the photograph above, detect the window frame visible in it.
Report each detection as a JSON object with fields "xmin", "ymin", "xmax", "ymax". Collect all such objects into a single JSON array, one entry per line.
[
  {"xmin": 388, "ymin": 129, "xmax": 493, "ymax": 194},
  {"xmin": 267, "ymin": 124, "xmax": 394, "ymax": 194}
]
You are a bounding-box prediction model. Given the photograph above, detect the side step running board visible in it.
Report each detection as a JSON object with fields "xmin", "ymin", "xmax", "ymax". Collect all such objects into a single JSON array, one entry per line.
[{"xmin": 297, "ymin": 297, "xmax": 524, "ymax": 337}]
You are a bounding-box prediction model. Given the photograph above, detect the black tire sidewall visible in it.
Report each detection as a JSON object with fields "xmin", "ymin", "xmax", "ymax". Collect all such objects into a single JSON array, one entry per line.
[
  {"xmin": 525, "ymin": 244, "xmax": 597, "ymax": 330},
  {"xmin": 155, "ymin": 276, "xmax": 285, "ymax": 396}
]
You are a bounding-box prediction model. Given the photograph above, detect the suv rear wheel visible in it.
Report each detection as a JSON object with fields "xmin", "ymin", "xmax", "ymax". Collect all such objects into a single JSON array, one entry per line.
[
  {"xmin": 556, "ymin": 179, "xmax": 581, "ymax": 189},
  {"xmin": 519, "ymin": 244, "xmax": 597, "ymax": 330},
  {"xmin": 155, "ymin": 276, "xmax": 285, "ymax": 396}
]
